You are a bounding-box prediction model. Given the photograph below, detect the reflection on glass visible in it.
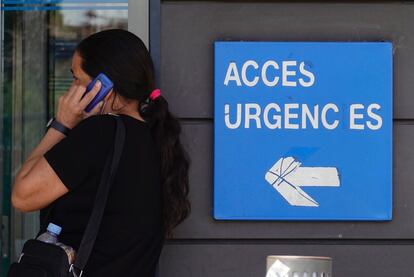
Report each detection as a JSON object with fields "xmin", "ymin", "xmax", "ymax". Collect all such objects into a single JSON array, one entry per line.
[
  {"xmin": 1, "ymin": 5, "xmax": 127, "ymax": 272},
  {"xmin": 48, "ymin": 8, "xmax": 127, "ymax": 115}
]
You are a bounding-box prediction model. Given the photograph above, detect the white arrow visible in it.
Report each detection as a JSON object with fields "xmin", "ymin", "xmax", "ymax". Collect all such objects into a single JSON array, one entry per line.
[
  {"xmin": 266, "ymin": 259, "xmax": 290, "ymax": 277},
  {"xmin": 265, "ymin": 157, "xmax": 340, "ymax": 207}
]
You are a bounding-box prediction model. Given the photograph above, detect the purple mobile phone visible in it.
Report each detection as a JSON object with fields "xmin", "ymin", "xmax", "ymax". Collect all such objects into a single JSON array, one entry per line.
[{"xmin": 83, "ymin": 73, "xmax": 113, "ymax": 112}]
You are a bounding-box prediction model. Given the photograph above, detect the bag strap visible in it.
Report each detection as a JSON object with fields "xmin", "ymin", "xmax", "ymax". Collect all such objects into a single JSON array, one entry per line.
[{"xmin": 71, "ymin": 115, "xmax": 126, "ymax": 276}]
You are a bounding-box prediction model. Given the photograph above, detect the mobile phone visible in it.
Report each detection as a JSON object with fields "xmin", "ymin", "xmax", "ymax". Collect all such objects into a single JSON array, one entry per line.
[{"xmin": 83, "ymin": 73, "xmax": 114, "ymax": 112}]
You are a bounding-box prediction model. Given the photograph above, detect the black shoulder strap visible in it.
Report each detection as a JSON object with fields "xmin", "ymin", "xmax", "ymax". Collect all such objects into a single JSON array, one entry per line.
[{"xmin": 72, "ymin": 115, "xmax": 125, "ymax": 276}]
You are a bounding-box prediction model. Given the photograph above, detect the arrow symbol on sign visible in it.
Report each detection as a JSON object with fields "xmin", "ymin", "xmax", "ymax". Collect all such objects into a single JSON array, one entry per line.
[{"xmin": 265, "ymin": 157, "xmax": 340, "ymax": 207}]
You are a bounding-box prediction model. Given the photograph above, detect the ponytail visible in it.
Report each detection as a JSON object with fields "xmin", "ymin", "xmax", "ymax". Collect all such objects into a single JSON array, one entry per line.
[
  {"xmin": 140, "ymin": 94, "xmax": 191, "ymax": 238},
  {"xmin": 75, "ymin": 29, "xmax": 191, "ymax": 237}
]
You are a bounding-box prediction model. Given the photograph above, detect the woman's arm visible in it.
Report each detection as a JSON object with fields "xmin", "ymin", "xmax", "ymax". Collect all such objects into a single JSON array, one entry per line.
[
  {"xmin": 12, "ymin": 128, "xmax": 68, "ymax": 212},
  {"xmin": 12, "ymin": 81, "xmax": 104, "ymax": 212}
]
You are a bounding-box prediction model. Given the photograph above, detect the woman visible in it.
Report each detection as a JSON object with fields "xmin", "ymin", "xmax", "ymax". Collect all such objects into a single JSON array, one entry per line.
[{"xmin": 11, "ymin": 29, "xmax": 190, "ymax": 276}]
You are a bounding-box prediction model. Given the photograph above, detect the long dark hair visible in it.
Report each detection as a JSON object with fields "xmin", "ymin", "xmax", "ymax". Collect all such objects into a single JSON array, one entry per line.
[{"xmin": 75, "ymin": 29, "xmax": 190, "ymax": 238}]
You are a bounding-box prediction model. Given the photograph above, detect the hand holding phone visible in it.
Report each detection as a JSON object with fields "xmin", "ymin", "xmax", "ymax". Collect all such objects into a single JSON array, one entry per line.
[{"xmin": 83, "ymin": 73, "xmax": 114, "ymax": 113}]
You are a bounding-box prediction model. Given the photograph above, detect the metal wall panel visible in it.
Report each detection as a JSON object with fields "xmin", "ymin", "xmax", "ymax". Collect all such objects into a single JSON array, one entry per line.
[
  {"xmin": 159, "ymin": 243, "xmax": 414, "ymax": 277},
  {"xmin": 158, "ymin": 1, "xmax": 414, "ymax": 276},
  {"xmin": 161, "ymin": 2, "xmax": 412, "ymax": 119},
  {"xmin": 129, "ymin": 0, "xmax": 149, "ymax": 48}
]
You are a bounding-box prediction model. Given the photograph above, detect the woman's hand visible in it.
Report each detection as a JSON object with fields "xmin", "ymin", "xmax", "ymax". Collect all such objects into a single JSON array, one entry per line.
[
  {"xmin": 55, "ymin": 80, "xmax": 104, "ymax": 129},
  {"xmin": 12, "ymin": 81, "xmax": 106, "ymax": 212}
]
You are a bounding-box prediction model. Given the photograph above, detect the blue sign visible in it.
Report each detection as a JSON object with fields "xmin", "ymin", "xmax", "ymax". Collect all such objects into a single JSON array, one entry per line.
[{"xmin": 214, "ymin": 42, "xmax": 392, "ymax": 220}]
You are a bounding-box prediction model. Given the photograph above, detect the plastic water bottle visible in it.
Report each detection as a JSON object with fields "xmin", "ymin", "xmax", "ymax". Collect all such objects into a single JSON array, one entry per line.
[
  {"xmin": 37, "ymin": 223, "xmax": 61, "ymax": 244},
  {"xmin": 37, "ymin": 223, "xmax": 76, "ymax": 264}
]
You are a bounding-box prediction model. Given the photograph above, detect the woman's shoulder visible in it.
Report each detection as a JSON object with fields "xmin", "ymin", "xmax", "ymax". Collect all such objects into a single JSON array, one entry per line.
[
  {"xmin": 73, "ymin": 114, "xmax": 119, "ymax": 133},
  {"xmin": 77, "ymin": 114, "xmax": 147, "ymax": 129},
  {"xmin": 64, "ymin": 115, "xmax": 119, "ymax": 149},
  {"xmin": 77, "ymin": 114, "xmax": 119, "ymax": 127},
  {"xmin": 73, "ymin": 114, "xmax": 151, "ymax": 142}
]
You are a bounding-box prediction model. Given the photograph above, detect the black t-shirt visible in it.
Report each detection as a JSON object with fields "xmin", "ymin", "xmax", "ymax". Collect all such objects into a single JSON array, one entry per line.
[{"xmin": 41, "ymin": 114, "xmax": 164, "ymax": 277}]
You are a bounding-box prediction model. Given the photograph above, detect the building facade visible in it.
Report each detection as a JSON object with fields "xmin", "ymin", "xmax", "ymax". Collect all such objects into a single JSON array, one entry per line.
[{"xmin": 0, "ymin": 1, "xmax": 412, "ymax": 276}]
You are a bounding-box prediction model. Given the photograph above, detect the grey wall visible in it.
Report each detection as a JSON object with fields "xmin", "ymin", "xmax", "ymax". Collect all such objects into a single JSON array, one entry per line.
[{"xmin": 156, "ymin": 1, "xmax": 414, "ymax": 276}]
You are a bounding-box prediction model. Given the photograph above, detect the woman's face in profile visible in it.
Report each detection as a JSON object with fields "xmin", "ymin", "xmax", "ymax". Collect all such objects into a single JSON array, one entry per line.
[
  {"xmin": 70, "ymin": 51, "xmax": 93, "ymax": 87},
  {"xmin": 70, "ymin": 51, "xmax": 116, "ymax": 114}
]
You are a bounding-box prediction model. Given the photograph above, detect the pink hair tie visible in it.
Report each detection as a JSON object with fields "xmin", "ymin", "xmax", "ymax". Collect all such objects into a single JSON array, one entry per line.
[{"xmin": 149, "ymin": 89, "xmax": 161, "ymax": 101}]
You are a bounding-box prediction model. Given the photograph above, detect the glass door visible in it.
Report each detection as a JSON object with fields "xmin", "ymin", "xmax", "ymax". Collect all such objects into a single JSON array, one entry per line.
[{"xmin": 0, "ymin": 1, "xmax": 128, "ymax": 274}]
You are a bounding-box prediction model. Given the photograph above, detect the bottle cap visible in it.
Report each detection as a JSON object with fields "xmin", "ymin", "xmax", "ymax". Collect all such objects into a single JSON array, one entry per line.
[{"xmin": 47, "ymin": 223, "xmax": 62, "ymax": 236}]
